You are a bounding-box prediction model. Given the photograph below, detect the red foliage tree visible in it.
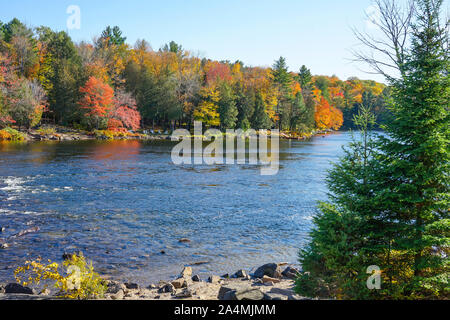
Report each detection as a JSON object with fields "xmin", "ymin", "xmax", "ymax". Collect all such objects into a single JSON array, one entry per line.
[
  {"xmin": 108, "ymin": 90, "xmax": 141, "ymax": 131},
  {"xmin": 205, "ymin": 61, "xmax": 232, "ymax": 85}
]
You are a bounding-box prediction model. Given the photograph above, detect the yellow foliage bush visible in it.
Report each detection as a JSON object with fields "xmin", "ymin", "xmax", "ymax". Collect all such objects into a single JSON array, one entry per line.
[
  {"xmin": 36, "ymin": 127, "xmax": 57, "ymax": 136},
  {"xmin": 93, "ymin": 129, "xmax": 141, "ymax": 139},
  {"xmin": 0, "ymin": 128, "xmax": 25, "ymax": 141},
  {"xmin": 14, "ymin": 253, "xmax": 106, "ymax": 299}
]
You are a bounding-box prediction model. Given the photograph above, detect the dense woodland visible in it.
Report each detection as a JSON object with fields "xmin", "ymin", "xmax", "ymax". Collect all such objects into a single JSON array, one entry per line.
[{"xmin": 0, "ymin": 19, "xmax": 388, "ymax": 135}]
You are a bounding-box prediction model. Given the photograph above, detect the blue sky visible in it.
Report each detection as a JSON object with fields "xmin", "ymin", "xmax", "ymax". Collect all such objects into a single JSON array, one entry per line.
[{"xmin": 0, "ymin": 0, "xmax": 416, "ymax": 82}]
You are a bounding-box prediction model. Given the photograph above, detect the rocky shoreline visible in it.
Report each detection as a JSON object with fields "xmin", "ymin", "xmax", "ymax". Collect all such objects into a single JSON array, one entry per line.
[
  {"xmin": 3, "ymin": 126, "xmax": 332, "ymax": 142},
  {"xmin": 0, "ymin": 263, "xmax": 308, "ymax": 300}
]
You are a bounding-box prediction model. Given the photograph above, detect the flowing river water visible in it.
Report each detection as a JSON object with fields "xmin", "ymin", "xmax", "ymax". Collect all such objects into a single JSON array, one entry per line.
[{"xmin": 0, "ymin": 131, "xmax": 355, "ymax": 285}]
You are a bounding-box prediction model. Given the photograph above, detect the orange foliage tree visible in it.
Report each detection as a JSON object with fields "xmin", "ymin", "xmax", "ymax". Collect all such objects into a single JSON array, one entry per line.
[
  {"xmin": 314, "ymin": 97, "xmax": 343, "ymax": 130},
  {"xmin": 78, "ymin": 76, "xmax": 114, "ymax": 129},
  {"xmin": 315, "ymin": 97, "xmax": 332, "ymax": 130}
]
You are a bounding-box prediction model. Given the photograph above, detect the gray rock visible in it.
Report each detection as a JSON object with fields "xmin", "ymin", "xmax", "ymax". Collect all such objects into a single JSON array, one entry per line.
[
  {"xmin": 111, "ymin": 290, "xmax": 124, "ymax": 300},
  {"xmin": 218, "ymin": 283, "xmax": 264, "ymax": 301},
  {"xmin": 232, "ymin": 269, "xmax": 248, "ymax": 278},
  {"xmin": 175, "ymin": 288, "xmax": 193, "ymax": 298},
  {"xmin": 124, "ymin": 282, "xmax": 139, "ymax": 290},
  {"xmin": 5, "ymin": 283, "xmax": 34, "ymax": 295},
  {"xmin": 282, "ymin": 266, "xmax": 301, "ymax": 279},
  {"xmin": 263, "ymin": 293, "xmax": 289, "ymax": 300},
  {"xmin": 180, "ymin": 267, "xmax": 192, "ymax": 278},
  {"xmin": 106, "ymin": 281, "xmax": 127, "ymax": 294},
  {"xmin": 171, "ymin": 278, "xmax": 186, "ymax": 289},
  {"xmin": 158, "ymin": 283, "xmax": 175, "ymax": 293},
  {"xmin": 0, "ymin": 243, "xmax": 9, "ymax": 249},
  {"xmin": 191, "ymin": 275, "xmax": 201, "ymax": 282},
  {"xmin": 253, "ymin": 263, "xmax": 282, "ymax": 279},
  {"xmin": 261, "ymin": 275, "xmax": 281, "ymax": 284},
  {"xmin": 267, "ymin": 287, "xmax": 305, "ymax": 300},
  {"xmin": 207, "ymin": 275, "xmax": 221, "ymax": 284}
]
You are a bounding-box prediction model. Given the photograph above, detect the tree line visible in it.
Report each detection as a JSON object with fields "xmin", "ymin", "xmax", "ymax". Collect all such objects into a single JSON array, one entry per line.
[{"xmin": 0, "ymin": 19, "xmax": 387, "ymax": 133}]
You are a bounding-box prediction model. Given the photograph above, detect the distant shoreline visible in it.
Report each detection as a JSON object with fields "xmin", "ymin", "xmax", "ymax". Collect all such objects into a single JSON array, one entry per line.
[{"xmin": 0, "ymin": 126, "xmax": 335, "ymax": 143}]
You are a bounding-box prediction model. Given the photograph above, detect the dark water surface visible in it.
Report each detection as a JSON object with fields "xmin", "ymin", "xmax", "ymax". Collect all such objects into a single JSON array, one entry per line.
[{"xmin": 0, "ymin": 132, "xmax": 353, "ymax": 284}]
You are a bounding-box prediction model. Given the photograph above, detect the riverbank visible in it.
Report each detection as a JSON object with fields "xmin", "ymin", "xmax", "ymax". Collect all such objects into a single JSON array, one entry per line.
[
  {"xmin": 0, "ymin": 263, "xmax": 307, "ymax": 300},
  {"xmin": 0, "ymin": 125, "xmax": 332, "ymax": 142}
]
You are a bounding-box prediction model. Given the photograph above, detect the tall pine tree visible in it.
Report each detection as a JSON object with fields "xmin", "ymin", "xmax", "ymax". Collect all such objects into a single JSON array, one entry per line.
[{"xmin": 296, "ymin": 0, "xmax": 449, "ymax": 299}]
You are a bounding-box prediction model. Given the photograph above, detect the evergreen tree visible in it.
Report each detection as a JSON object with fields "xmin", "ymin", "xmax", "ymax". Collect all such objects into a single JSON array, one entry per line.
[
  {"xmin": 251, "ymin": 92, "xmax": 271, "ymax": 129},
  {"xmin": 291, "ymin": 92, "xmax": 314, "ymax": 132},
  {"xmin": 218, "ymin": 82, "xmax": 238, "ymax": 129},
  {"xmin": 296, "ymin": 0, "xmax": 449, "ymax": 299},
  {"xmin": 298, "ymin": 65, "xmax": 312, "ymax": 90},
  {"xmin": 272, "ymin": 56, "xmax": 293, "ymax": 130},
  {"xmin": 371, "ymin": 0, "xmax": 449, "ymax": 297},
  {"xmin": 39, "ymin": 30, "xmax": 82, "ymax": 124},
  {"xmin": 99, "ymin": 26, "xmax": 127, "ymax": 47},
  {"xmin": 234, "ymin": 83, "xmax": 254, "ymax": 130}
]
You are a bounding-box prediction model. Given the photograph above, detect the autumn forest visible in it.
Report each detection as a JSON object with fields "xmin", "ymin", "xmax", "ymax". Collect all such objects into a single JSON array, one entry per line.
[{"xmin": 0, "ymin": 20, "xmax": 388, "ymax": 137}]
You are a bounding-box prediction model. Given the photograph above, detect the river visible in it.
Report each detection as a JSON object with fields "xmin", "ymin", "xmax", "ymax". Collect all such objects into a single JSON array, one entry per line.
[{"xmin": 0, "ymin": 131, "xmax": 355, "ymax": 285}]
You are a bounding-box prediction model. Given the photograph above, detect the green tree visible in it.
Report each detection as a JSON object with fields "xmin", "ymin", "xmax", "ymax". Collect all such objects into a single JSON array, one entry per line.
[
  {"xmin": 314, "ymin": 76, "xmax": 331, "ymax": 101},
  {"xmin": 9, "ymin": 78, "xmax": 46, "ymax": 129},
  {"xmin": 370, "ymin": 0, "xmax": 449, "ymax": 297},
  {"xmin": 291, "ymin": 92, "xmax": 314, "ymax": 132},
  {"xmin": 138, "ymin": 67, "xmax": 180, "ymax": 131},
  {"xmin": 161, "ymin": 41, "xmax": 184, "ymax": 57},
  {"xmin": 39, "ymin": 30, "xmax": 82, "ymax": 124},
  {"xmin": 298, "ymin": 65, "xmax": 312, "ymax": 90},
  {"xmin": 218, "ymin": 82, "xmax": 238, "ymax": 129},
  {"xmin": 296, "ymin": 0, "xmax": 449, "ymax": 299},
  {"xmin": 251, "ymin": 92, "xmax": 271, "ymax": 129},
  {"xmin": 99, "ymin": 26, "xmax": 126, "ymax": 47},
  {"xmin": 272, "ymin": 56, "xmax": 293, "ymax": 130}
]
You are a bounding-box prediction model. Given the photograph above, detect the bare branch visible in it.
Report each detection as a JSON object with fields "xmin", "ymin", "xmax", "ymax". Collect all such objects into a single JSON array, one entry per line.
[{"xmin": 352, "ymin": 0, "xmax": 415, "ymax": 80}]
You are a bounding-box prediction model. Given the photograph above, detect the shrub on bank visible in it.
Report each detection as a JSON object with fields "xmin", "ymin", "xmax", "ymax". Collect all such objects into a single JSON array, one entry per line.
[
  {"xmin": 92, "ymin": 129, "xmax": 141, "ymax": 139},
  {"xmin": 36, "ymin": 127, "xmax": 57, "ymax": 136},
  {"xmin": 0, "ymin": 127, "xmax": 25, "ymax": 141},
  {"xmin": 14, "ymin": 253, "xmax": 107, "ymax": 299}
]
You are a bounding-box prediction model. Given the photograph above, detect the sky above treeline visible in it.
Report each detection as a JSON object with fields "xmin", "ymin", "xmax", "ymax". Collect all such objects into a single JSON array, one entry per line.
[{"xmin": 1, "ymin": 0, "xmax": 431, "ymax": 83}]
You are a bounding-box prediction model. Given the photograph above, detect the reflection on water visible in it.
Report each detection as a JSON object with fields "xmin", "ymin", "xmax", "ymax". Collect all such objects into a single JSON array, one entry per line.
[{"xmin": 0, "ymin": 132, "xmax": 352, "ymax": 284}]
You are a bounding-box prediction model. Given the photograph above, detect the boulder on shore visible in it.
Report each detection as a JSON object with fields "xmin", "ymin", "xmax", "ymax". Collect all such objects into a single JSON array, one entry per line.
[
  {"xmin": 232, "ymin": 269, "xmax": 248, "ymax": 278},
  {"xmin": 218, "ymin": 283, "xmax": 264, "ymax": 301},
  {"xmin": 4, "ymin": 283, "xmax": 34, "ymax": 295},
  {"xmin": 180, "ymin": 267, "xmax": 192, "ymax": 279},
  {"xmin": 282, "ymin": 266, "xmax": 301, "ymax": 279},
  {"xmin": 171, "ymin": 278, "xmax": 186, "ymax": 289},
  {"xmin": 208, "ymin": 275, "xmax": 221, "ymax": 284},
  {"xmin": 106, "ymin": 281, "xmax": 127, "ymax": 294},
  {"xmin": 262, "ymin": 275, "xmax": 281, "ymax": 284},
  {"xmin": 253, "ymin": 263, "xmax": 282, "ymax": 279}
]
